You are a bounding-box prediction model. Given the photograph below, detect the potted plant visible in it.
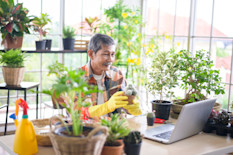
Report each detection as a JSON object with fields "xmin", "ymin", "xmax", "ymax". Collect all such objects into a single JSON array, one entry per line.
[
  {"xmin": 0, "ymin": 49, "xmax": 27, "ymax": 85},
  {"xmin": 32, "ymin": 13, "xmax": 51, "ymax": 50},
  {"xmin": 101, "ymin": 113, "xmax": 130, "ymax": 155},
  {"xmin": 147, "ymin": 49, "xmax": 179, "ymax": 120},
  {"xmin": 0, "ymin": 0, "xmax": 34, "ymax": 49},
  {"xmin": 171, "ymin": 50, "xmax": 225, "ymax": 118},
  {"xmin": 43, "ymin": 63, "xmax": 108, "ymax": 155},
  {"xmin": 124, "ymin": 84, "xmax": 137, "ymax": 105},
  {"xmin": 146, "ymin": 112, "xmax": 155, "ymax": 126},
  {"xmin": 203, "ymin": 110, "xmax": 218, "ymax": 133},
  {"xmin": 214, "ymin": 110, "xmax": 230, "ymax": 136},
  {"xmin": 123, "ymin": 131, "xmax": 142, "ymax": 155},
  {"xmin": 63, "ymin": 26, "xmax": 76, "ymax": 50}
]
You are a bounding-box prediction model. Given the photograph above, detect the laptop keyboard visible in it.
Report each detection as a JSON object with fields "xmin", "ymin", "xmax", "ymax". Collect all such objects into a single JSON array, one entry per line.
[{"xmin": 153, "ymin": 130, "xmax": 173, "ymax": 140}]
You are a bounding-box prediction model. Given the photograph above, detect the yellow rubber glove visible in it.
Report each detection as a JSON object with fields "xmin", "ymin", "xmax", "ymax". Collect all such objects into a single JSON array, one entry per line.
[
  {"xmin": 88, "ymin": 91, "xmax": 128, "ymax": 117},
  {"xmin": 123, "ymin": 99, "xmax": 142, "ymax": 116}
]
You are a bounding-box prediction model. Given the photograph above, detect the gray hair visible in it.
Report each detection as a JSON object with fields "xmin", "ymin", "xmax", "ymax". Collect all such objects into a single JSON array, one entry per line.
[{"xmin": 88, "ymin": 33, "xmax": 115, "ymax": 53}]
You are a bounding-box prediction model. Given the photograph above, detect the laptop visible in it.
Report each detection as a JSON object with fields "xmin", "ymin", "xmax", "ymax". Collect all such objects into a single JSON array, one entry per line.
[{"xmin": 144, "ymin": 98, "xmax": 216, "ymax": 144}]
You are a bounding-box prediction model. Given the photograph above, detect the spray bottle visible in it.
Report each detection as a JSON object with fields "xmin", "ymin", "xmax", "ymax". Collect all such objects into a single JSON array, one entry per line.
[{"xmin": 10, "ymin": 98, "xmax": 38, "ymax": 155}]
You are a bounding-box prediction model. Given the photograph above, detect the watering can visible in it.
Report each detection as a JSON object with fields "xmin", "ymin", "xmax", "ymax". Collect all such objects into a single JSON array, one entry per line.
[{"xmin": 9, "ymin": 98, "xmax": 38, "ymax": 155}]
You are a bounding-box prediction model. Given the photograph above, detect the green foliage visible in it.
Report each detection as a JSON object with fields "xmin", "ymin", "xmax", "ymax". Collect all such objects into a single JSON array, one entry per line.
[
  {"xmin": 32, "ymin": 13, "xmax": 51, "ymax": 40},
  {"xmin": 47, "ymin": 61, "xmax": 67, "ymax": 78},
  {"xmin": 215, "ymin": 110, "xmax": 230, "ymax": 125},
  {"xmin": 178, "ymin": 50, "xmax": 225, "ymax": 103},
  {"xmin": 0, "ymin": 49, "xmax": 27, "ymax": 67},
  {"xmin": 0, "ymin": 0, "xmax": 35, "ymax": 40},
  {"xmin": 147, "ymin": 49, "xmax": 179, "ymax": 102},
  {"xmin": 101, "ymin": 113, "xmax": 130, "ymax": 146},
  {"xmin": 97, "ymin": 0, "xmax": 144, "ymax": 84},
  {"xmin": 43, "ymin": 62, "xmax": 98, "ymax": 136},
  {"xmin": 63, "ymin": 26, "xmax": 76, "ymax": 39},
  {"xmin": 216, "ymin": 48, "xmax": 229, "ymax": 58},
  {"xmin": 123, "ymin": 131, "xmax": 142, "ymax": 144}
]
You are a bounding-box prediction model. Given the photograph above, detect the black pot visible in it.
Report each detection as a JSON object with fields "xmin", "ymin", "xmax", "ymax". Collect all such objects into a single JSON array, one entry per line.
[
  {"xmin": 45, "ymin": 39, "xmax": 52, "ymax": 50},
  {"xmin": 63, "ymin": 38, "xmax": 75, "ymax": 50},
  {"xmin": 36, "ymin": 40, "xmax": 46, "ymax": 50},
  {"xmin": 54, "ymin": 125, "xmax": 101, "ymax": 137},
  {"xmin": 147, "ymin": 117, "xmax": 155, "ymax": 126},
  {"xmin": 151, "ymin": 100, "xmax": 172, "ymax": 120},
  {"xmin": 203, "ymin": 121, "xmax": 216, "ymax": 133},
  {"xmin": 124, "ymin": 142, "xmax": 142, "ymax": 155},
  {"xmin": 229, "ymin": 127, "xmax": 233, "ymax": 138},
  {"xmin": 215, "ymin": 125, "xmax": 228, "ymax": 136}
]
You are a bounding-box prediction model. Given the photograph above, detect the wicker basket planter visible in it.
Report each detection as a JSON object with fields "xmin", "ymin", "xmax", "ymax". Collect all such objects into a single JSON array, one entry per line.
[
  {"xmin": 32, "ymin": 118, "xmax": 52, "ymax": 146},
  {"xmin": 49, "ymin": 116, "xmax": 108, "ymax": 155},
  {"xmin": 2, "ymin": 66, "xmax": 25, "ymax": 86}
]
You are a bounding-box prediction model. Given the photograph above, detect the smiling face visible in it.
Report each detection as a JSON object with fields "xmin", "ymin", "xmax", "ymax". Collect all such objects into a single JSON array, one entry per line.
[{"xmin": 88, "ymin": 44, "xmax": 116, "ymax": 75}]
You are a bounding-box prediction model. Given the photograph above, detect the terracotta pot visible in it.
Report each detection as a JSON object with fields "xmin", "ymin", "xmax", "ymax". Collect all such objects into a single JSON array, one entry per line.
[
  {"xmin": 126, "ymin": 95, "xmax": 136, "ymax": 105},
  {"xmin": 101, "ymin": 141, "xmax": 124, "ymax": 155},
  {"xmin": 2, "ymin": 67, "xmax": 25, "ymax": 86},
  {"xmin": 2, "ymin": 34, "xmax": 23, "ymax": 50}
]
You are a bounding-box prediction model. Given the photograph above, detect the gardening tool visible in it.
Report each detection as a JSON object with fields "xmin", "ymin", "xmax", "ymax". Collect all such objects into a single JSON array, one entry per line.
[{"xmin": 9, "ymin": 98, "xmax": 38, "ymax": 155}]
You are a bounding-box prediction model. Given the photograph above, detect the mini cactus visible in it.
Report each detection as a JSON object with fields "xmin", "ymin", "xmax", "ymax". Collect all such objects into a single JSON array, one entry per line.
[
  {"xmin": 125, "ymin": 90, "xmax": 133, "ymax": 96},
  {"xmin": 124, "ymin": 84, "xmax": 137, "ymax": 96},
  {"xmin": 123, "ymin": 131, "xmax": 142, "ymax": 144},
  {"xmin": 147, "ymin": 112, "xmax": 155, "ymax": 118}
]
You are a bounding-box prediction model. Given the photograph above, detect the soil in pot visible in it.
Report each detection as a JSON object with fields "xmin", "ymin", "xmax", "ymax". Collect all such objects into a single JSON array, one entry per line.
[
  {"xmin": 151, "ymin": 100, "xmax": 172, "ymax": 120},
  {"xmin": 55, "ymin": 126, "xmax": 101, "ymax": 137}
]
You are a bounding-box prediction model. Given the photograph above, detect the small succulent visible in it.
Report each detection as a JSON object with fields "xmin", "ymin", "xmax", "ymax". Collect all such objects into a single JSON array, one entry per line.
[
  {"xmin": 147, "ymin": 112, "xmax": 155, "ymax": 118},
  {"xmin": 124, "ymin": 84, "xmax": 137, "ymax": 96},
  {"xmin": 215, "ymin": 110, "xmax": 230, "ymax": 125},
  {"xmin": 123, "ymin": 131, "xmax": 142, "ymax": 144}
]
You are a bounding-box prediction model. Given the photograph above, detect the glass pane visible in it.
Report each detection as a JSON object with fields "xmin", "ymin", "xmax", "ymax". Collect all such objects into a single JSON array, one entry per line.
[
  {"xmin": 174, "ymin": 36, "xmax": 188, "ymax": 51},
  {"xmin": 42, "ymin": 72, "xmax": 56, "ymax": 91},
  {"xmin": 145, "ymin": 0, "xmax": 160, "ymax": 35},
  {"xmin": 65, "ymin": 0, "xmax": 82, "ymax": 27},
  {"xmin": 24, "ymin": 72, "xmax": 40, "ymax": 83},
  {"xmin": 22, "ymin": 34, "xmax": 39, "ymax": 49},
  {"xmin": 25, "ymin": 53, "xmax": 41, "ymax": 71},
  {"xmin": 175, "ymin": 0, "xmax": 191, "ymax": 36},
  {"xmin": 42, "ymin": 54, "xmax": 59, "ymax": 70},
  {"xmin": 159, "ymin": 0, "xmax": 176, "ymax": 35},
  {"xmin": 19, "ymin": 0, "xmax": 41, "ymax": 17},
  {"xmin": 64, "ymin": 53, "xmax": 88, "ymax": 68},
  {"xmin": 211, "ymin": 38, "xmax": 232, "ymax": 84},
  {"xmin": 217, "ymin": 84, "xmax": 229, "ymax": 110},
  {"xmin": 42, "ymin": 0, "xmax": 60, "ymax": 35},
  {"xmin": 213, "ymin": 0, "xmax": 233, "ymax": 37},
  {"xmin": 195, "ymin": 0, "xmax": 213, "ymax": 36},
  {"xmin": 192, "ymin": 38, "xmax": 210, "ymax": 52},
  {"xmin": 46, "ymin": 35, "xmax": 60, "ymax": 49}
]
